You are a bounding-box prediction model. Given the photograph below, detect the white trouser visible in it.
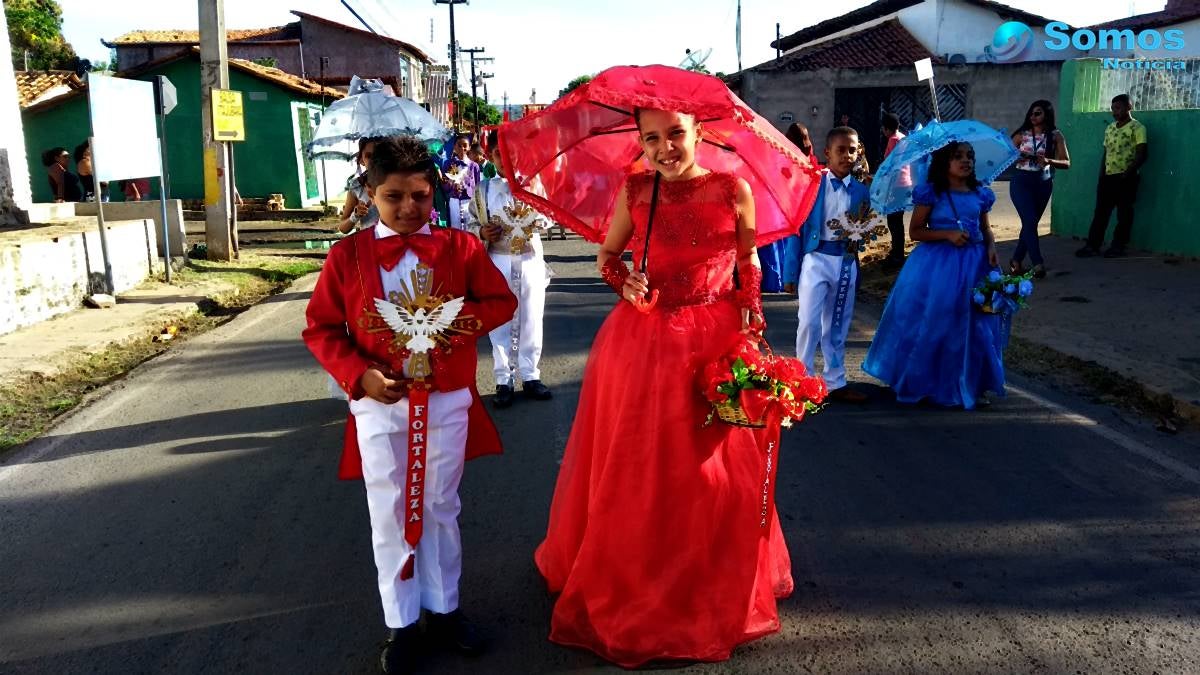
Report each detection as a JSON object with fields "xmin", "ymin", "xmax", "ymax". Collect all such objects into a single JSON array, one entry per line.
[
  {"xmin": 350, "ymin": 388, "xmax": 472, "ymax": 628},
  {"xmin": 795, "ymin": 251, "xmax": 858, "ymax": 390},
  {"xmin": 448, "ymin": 197, "xmax": 470, "ymax": 231},
  {"xmin": 487, "ymin": 252, "xmax": 548, "ymax": 386}
]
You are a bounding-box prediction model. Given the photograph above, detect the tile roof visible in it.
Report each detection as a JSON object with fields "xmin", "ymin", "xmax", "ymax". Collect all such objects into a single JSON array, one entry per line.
[
  {"xmin": 13, "ymin": 70, "xmax": 85, "ymax": 107},
  {"xmin": 104, "ymin": 26, "xmax": 298, "ymax": 46},
  {"xmin": 22, "ymin": 49, "xmax": 342, "ymax": 114},
  {"xmin": 226, "ymin": 56, "xmax": 344, "ymax": 99},
  {"xmin": 115, "ymin": 47, "xmax": 343, "ymax": 99},
  {"xmin": 765, "ymin": 19, "xmax": 942, "ymax": 72}
]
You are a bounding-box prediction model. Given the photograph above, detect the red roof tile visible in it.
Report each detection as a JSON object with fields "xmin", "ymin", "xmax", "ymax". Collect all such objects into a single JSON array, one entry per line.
[
  {"xmin": 768, "ymin": 19, "xmax": 942, "ymax": 72},
  {"xmin": 13, "ymin": 70, "xmax": 85, "ymax": 107}
]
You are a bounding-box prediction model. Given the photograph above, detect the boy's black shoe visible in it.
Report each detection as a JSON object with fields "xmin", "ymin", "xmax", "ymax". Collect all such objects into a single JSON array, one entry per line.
[
  {"xmin": 493, "ymin": 384, "xmax": 514, "ymax": 409},
  {"xmin": 522, "ymin": 380, "xmax": 553, "ymax": 400},
  {"xmin": 426, "ymin": 609, "xmax": 487, "ymax": 656},
  {"xmin": 380, "ymin": 625, "xmax": 420, "ymax": 674},
  {"xmin": 1075, "ymin": 245, "xmax": 1100, "ymax": 258},
  {"xmin": 1102, "ymin": 246, "xmax": 1126, "ymax": 258}
]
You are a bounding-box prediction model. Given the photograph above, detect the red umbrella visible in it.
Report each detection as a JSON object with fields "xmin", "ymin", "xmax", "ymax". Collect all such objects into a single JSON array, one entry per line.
[{"xmin": 496, "ymin": 65, "xmax": 821, "ymax": 247}]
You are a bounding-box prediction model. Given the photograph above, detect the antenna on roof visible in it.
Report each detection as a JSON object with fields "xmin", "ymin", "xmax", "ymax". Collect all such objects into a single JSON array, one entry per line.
[{"xmin": 341, "ymin": 0, "xmax": 378, "ymax": 35}]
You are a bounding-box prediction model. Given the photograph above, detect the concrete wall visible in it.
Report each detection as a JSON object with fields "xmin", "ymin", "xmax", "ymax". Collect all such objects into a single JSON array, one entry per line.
[
  {"xmin": 738, "ymin": 61, "xmax": 1060, "ymax": 157},
  {"xmin": 900, "ymin": 0, "xmax": 1086, "ymax": 63},
  {"xmin": 229, "ymin": 43, "xmax": 305, "ymax": 76},
  {"xmin": 1051, "ymin": 59, "xmax": 1200, "ymax": 256},
  {"xmin": 74, "ymin": 200, "xmax": 186, "ymax": 257},
  {"xmin": 782, "ymin": 0, "xmax": 1085, "ymax": 64},
  {"xmin": 1085, "ymin": 17, "xmax": 1200, "ymax": 59},
  {"xmin": 298, "ymin": 17, "xmax": 425, "ymax": 103},
  {"xmin": 0, "ymin": 218, "xmax": 161, "ymax": 335}
]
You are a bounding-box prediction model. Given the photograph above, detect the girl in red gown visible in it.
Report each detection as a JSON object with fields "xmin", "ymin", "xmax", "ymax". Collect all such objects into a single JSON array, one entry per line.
[{"xmin": 534, "ymin": 108, "xmax": 793, "ymax": 667}]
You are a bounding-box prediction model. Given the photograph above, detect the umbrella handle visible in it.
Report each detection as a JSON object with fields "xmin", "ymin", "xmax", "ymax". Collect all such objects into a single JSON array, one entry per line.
[{"xmin": 634, "ymin": 289, "xmax": 660, "ymax": 313}]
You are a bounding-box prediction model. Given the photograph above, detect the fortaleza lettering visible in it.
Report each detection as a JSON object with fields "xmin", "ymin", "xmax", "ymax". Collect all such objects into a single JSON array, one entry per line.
[{"xmin": 1102, "ymin": 58, "xmax": 1190, "ymax": 70}]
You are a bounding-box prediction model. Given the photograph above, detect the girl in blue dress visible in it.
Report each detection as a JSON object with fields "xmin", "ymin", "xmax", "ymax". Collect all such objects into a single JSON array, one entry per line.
[{"xmin": 863, "ymin": 142, "xmax": 1006, "ymax": 409}]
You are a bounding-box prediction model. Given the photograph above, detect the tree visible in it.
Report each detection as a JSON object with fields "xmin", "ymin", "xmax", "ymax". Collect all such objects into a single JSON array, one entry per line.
[
  {"xmin": 558, "ymin": 74, "xmax": 592, "ymax": 100},
  {"xmin": 684, "ymin": 63, "xmax": 711, "ymax": 75},
  {"xmin": 251, "ymin": 56, "xmax": 278, "ymax": 68},
  {"xmin": 452, "ymin": 92, "xmax": 501, "ymax": 128},
  {"xmin": 6, "ymin": 0, "xmax": 77, "ymax": 71}
]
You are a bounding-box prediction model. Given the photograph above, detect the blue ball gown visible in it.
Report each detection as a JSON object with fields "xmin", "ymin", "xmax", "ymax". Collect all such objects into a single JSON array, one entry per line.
[{"xmin": 863, "ymin": 183, "xmax": 1006, "ymax": 409}]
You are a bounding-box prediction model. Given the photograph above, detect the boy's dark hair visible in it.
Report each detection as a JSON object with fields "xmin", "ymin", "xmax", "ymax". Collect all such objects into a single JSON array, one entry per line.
[
  {"xmin": 367, "ymin": 136, "xmax": 438, "ymax": 189},
  {"xmin": 469, "ymin": 142, "xmax": 483, "ymax": 154},
  {"xmin": 1112, "ymin": 93, "xmax": 1132, "ymax": 106},
  {"xmin": 881, "ymin": 113, "xmax": 900, "ymax": 133},
  {"xmin": 454, "ymin": 132, "xmax": 472, "ymax": 145},
  {"xmin": 826, "ymin": 126, "xmax": 859, "ymax": 146},
  {"xmin": 41, "ymin": 146, "xmax": 67, "ymax": 167},
  {"xmin": 926, "ymin": 141, "xmax": 981, "ymax": 193}
]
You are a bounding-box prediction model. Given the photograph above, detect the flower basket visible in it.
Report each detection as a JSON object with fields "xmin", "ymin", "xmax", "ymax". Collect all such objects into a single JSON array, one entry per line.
[
  {"xmin": 714, "ymin": 397, "xmax": 767, "ymax": 428},
  {"xmin": 698, "ymin": 335, "xmax": 828, "ymax": 428}
]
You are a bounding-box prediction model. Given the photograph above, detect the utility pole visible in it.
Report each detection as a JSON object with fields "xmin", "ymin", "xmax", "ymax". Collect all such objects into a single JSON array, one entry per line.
[
  {"xmin": 199, "ymin": 0, "xmax": 234, "ymax": 260},
  {"xmin": 502, "ymin": 90, "xmax": 508, "ymax": 121},
  {"xmin": 776, "ymin": 23, "xmax": 782, "ymax": 60},
  {"xmin": 434, "ymin": 0, "xmax": 468, "ymax": 129},
  {"xmin": 460, "ymin": 47, "xmax": 489, "ymax": 135}
]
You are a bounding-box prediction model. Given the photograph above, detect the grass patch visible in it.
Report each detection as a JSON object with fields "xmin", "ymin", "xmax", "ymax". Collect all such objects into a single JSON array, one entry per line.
[
  {"xmin": 1005, "ymin": 336, "xmax": 1180, "ymax": 421},
  {"xmin": 0, "ymin": 254, "xmax": 323, "ymax": 454}
]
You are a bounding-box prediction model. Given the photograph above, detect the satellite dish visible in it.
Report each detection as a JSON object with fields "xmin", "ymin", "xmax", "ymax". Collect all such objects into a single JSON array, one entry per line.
[{"xmin": 680, "ymin": 48, "xmax": 713, "ymax": 71}]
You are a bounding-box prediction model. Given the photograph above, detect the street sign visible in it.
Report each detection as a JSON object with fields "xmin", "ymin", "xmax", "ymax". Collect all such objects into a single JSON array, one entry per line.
[
  {"xmin": 914, "ymin": 58, "xmax": 934, "ymax": 82},
  {"xmin": 154, "ymin": 75, "xmax": 177, "ymax": 115},
  {"xmin": 212, "ymin": 88, "xmax": 246, "ymax": 141}
]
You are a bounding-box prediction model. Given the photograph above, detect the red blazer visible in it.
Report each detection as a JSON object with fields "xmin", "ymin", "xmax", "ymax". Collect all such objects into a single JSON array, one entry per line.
[{"xmin": 303, "ymin": 226, "xmax": 518, "ymax": 479}]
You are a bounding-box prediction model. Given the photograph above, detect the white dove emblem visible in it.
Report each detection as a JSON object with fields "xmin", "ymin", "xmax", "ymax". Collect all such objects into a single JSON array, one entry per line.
[{"xmin": 374, "ymin": 296, "xmax": 465, "ymax": 353}]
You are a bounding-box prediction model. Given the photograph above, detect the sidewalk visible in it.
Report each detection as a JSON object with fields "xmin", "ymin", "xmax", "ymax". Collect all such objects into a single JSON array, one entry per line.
[
  {"xmin": 863, "ymin": 181, "xmax": 1200, "ymax": 424},
  {"xmin": 0, "ymin": 281, "xmax": 230, "ymax": 382}
]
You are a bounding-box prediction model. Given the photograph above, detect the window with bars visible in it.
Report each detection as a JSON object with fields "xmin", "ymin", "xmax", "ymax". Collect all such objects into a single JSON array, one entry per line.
[{"xmin": 1073, "ymin": 58, "xmax": 1200, "ymax": 112}]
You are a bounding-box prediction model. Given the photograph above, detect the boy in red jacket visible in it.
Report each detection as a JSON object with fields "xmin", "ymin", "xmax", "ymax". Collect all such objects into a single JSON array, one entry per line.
[{"xmin": 303, "ymin": 136, "xmax": 516, "ymax": 674}]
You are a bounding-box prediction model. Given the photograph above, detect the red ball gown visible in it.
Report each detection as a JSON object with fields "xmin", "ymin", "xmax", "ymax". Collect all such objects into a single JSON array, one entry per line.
[{"xmin": 535, "ymin": 171, "xmax": 793, "ymax": 667}]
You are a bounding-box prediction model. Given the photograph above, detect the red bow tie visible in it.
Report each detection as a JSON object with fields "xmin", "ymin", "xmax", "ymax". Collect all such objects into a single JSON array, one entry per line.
[{"xmin": 376, "ymin": 232, "xmax": 438, "ymax": 271}]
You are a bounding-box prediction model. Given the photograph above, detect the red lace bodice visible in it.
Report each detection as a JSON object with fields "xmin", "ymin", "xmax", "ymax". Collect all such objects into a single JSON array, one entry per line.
[{"xmin": 626, "ymin": 171, "xmax": 739, "ymax": 309}]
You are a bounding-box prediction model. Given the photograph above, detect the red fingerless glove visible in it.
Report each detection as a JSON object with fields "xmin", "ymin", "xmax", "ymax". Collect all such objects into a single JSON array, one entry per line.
[
  {"xmin": 737, "ymin": 264, "xmax": 765, "ymax": 331},
  {"xmin": 601, "ymin": 256, "xmax": 629, "ymax": 295}
]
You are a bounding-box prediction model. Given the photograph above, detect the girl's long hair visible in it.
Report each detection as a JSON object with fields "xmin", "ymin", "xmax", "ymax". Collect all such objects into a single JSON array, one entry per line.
[
  {"xmin": 1014, "ymin": 99, "xmax": 1057, "ymax": 156},
  {"xmin": 927, "ymin": 142, "xmax": 981, "ymax": 193}
]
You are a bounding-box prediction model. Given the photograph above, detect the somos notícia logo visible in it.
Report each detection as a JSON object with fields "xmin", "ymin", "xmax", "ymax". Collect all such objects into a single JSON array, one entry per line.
[
  {"xmin": 988, "ymin": 21, "xmax": 1036, "ymax": 62},
  {"xmin": 989, "ymin": 21, "xmax": 1187, "ymax": 68}
]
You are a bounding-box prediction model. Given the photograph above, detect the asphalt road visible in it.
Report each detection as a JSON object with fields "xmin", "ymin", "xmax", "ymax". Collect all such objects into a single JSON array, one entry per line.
[{"xmin": 2, "ymin": 235, "xmax": 1199, "ymax": 674}]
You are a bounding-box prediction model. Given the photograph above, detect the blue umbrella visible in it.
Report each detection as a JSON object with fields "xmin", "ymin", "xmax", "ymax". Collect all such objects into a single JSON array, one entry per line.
[
  {"xmin": 306, "ymin": 76, "xmax": 450, "ymax": 160},
  {"xmin": 870, "ymin": 119, "xmax": 1019, "ymax": 215}
]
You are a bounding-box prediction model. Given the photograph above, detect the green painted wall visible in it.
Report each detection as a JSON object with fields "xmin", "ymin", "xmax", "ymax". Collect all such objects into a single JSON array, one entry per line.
[
  {"xmin": 22, "ymin": 96, "xmax": 93, "ymax": 203},
  {"xmin": 1052, "ymin": 59, "xmax": 1200, "ymax": 257},
  {"xmin": 21, "ymin": 57, "xmax": 330, "ymax": 208}
]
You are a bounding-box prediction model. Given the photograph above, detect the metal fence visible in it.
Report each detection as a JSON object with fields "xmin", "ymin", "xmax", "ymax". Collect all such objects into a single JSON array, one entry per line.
[{"xmin": 1073, "ymin": 58, "xmax": 1200, "ymax": 112}]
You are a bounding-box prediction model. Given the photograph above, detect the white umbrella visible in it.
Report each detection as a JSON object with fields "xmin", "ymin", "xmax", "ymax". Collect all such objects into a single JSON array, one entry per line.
[{"xmin": 306, "ymin": 76, "xmax": 450, "ymax": 160}]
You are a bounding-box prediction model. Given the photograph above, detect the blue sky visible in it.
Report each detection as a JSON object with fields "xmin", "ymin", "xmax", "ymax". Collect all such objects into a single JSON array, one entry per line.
[{"xmin": 59, "ymin": 0, "xmax": 1166, "ymax": 106}]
